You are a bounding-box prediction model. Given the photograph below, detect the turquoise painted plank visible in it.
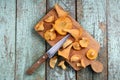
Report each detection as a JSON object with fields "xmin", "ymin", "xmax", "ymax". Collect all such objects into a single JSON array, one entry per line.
[
  {"xmin": 15, "ymin": 0, "xmax": 46, "ymax": 80},
  {"xmin": 92, "ymin": 0, "xmax": 107, "ymax": 79},
  {"xmin": 108, "ymin": 0, "xmax": 120, "ymax": 80},
  {"xmin": 77, "ymin": 0, "xmax": 94, "ymax": 79},
  {"xmin": 77, "ymin": 0, "xmax": 107, "ymax": 80},
  {"xmin": 0, "ymin": 0, "xmax": 15, "ymax": 80},
  {"xmin": 46, "ymin": 0, "xmax": 76, "ymax": 80},
  {"xmin": 47, "ymin": 0, "xmax": 75, "ymax": 19}
]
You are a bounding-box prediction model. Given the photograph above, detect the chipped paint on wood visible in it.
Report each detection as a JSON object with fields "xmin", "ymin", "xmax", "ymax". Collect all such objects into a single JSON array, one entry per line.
[
  {"xmin": 15, "ymin": 0, "xmax": 46, "ymax": 80},
  {"xmin": 99, "ymin": 22, "xmax": 106, "ymax": 32},
  {"xmin": 108, "ymin": 0, "xmax": 120, "ymax": 80},
  {"xmin": 0, "ymin": 0, "xmax": 15, "ymax": 80},
  {"xmin": 77, "ymin": 0, "xmax": 107, "ymax": 80},
  {"xmin": 0, "ymin": 0, "xmax": 120, "ymax": 80}
]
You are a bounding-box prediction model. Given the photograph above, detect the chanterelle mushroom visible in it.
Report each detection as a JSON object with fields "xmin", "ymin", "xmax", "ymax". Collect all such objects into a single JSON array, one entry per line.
[
  {"xmin": 64, "ymin": 28, "xmax": 82, "ymax": 41},
  {"xmin": 79, "ymin": 37, "xmax": 89, "ymax": 48},
  {"xmin": 44, "ymin": 15, "xmax": 54, "ymax": 22},
  {"xmin": 53, "ymin": 16, "xmax": 72, "ymax": 35},
  {"xmin": 72, "ymin": 41, "xmax": 81, "ymax": 50},
  {"xmin": 54, "ymin": 4, "xmax": 68, "ymax": 17},
  {"xmin": 86, "ymin": 49, "xmax": 98, "ymax": 60},
  {"xmin": 58, "ymin": 61, "xmax": 66, "ymax": 70},
  {"xmin": 58, "ymin": 44, "xmax": 72, "ymax": 60},
  {"xmin": 49, "ymin": 56, "xmax": 58, "ymax": 69},
  {"xmin": 62, "ymin": 39, "xmax": 73, "ymax": 49},
  {"xmin": 44, "ymin": 28, "xmax": 56, "ymax": 41},
  {"xmin": 35, "ymin": 21, "xmax": 44, "ymax": 31}
]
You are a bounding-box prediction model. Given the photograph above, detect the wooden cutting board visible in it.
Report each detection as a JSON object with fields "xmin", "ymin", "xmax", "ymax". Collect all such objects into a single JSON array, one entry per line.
[{"xmin": 35, "ymin": 5, "xmax": 101, "ymax": 71}]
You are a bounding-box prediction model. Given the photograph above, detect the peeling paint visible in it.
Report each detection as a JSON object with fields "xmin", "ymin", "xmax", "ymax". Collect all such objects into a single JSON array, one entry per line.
[{"xmin": 99, "ymin": 22, "xmax": 106, "ymax": 32}]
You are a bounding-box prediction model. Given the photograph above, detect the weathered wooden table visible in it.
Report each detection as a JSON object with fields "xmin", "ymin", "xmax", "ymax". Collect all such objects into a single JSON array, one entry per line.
[{"xmin": 0, "ymin": 0, "xmax": 120, "ymax": 80}]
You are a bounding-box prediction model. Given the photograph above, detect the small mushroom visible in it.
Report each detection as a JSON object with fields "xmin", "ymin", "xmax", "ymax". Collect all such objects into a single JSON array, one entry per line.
[
  {"xmin": 76, "ymin": 59, "xmax": 86, "ymax": 68},
  {"xmin": 58, "ymin": 61, "xmax": 66, "ymax": 70},
  {"xmin": 79, "ymin": 37, "xmax": 89, "ymax": 48},
  {"xmin": 49, "ymin": 56, "xmax": 58, "ymax": 69},
  {"xmin": 44, "ymin": 15, "xmax": 54, "ymax": 22},
  {"xmin": 81, "ymin": 59, "xmax": 86, "ymax": 68},
  {"xmin": 76, "ymin": 63, "xmax": 81, "ymax": 67},
  {"xmin": 58, "ymin": 44, "xmax": 72, "ymax": 60},
  {"xmin": 35, "ymin": 21, "xmax": 44, "ymax": 31},
  {"xmin": 72, "ymin": 41, "xmax": 81, "ymax": 50},
  {"xmin": 86, "ymin": 49, "xmax": 98, "ymax": 60},
  {"xmin": 44, "ymin": 28, "xmax": 56, "ymax": 41}
]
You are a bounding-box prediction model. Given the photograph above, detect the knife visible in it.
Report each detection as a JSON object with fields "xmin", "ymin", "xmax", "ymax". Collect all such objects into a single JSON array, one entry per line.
[{"xmin": 26, "ymin": 34, "xmax": 70, "ymax": 75}]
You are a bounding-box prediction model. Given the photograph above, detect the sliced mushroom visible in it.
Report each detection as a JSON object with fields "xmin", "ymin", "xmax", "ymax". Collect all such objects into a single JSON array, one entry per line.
[
  {"xmin": 62, "ymin": 39, "xmax": 73, "ymax": 48},
  {"xmin": 70, "ymin": 54, "xmax": 81, "ymax": 62}
]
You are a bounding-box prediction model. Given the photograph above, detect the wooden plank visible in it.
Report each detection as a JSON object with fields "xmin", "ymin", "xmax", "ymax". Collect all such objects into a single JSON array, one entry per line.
[
  {"xmin": 92, "ymin": 0, "xmax": 107, "ymax": 79},
  {"xmin": 46, "ymin": 0, "xmax": 76, "ymax": 80},
  {"xmin": 0, "ymin": 0, "xmax": 15, "ymax": 80},
  {"xmin": 108, "ymin": 0, "xmax": 120, "ymax": 80},
  {"xmin": 77, "ymin": 0, "xmax": 107, "ymax": 80},
  {"xmin": 15, "ymin": 0, "xmax": 46, "ymax": 80}
]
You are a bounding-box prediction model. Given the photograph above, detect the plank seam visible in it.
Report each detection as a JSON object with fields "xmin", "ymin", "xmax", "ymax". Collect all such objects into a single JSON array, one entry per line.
[
  {"xmin": 75, "ymin": 0, "xmax": 78, "ymax": 80},
  {"xmin": 75, "ymin": 0, "xmax": 77, "ymax": 21},
  {"xmin": 45, "ymin": 0, "xmax": 48, "ymax": 80},
  {"xmin": 14, "ymin": 0, "xmax": 17, "ymax": 80},
  {"xmin": 106, "ymin": 0, "xmax": 109, "ymax": 79}
]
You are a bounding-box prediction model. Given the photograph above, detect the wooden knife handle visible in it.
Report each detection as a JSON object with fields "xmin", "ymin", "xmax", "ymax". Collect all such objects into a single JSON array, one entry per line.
[{"xmin": 26, "ymin": 53, "xmax": 48, "ymax": 75}]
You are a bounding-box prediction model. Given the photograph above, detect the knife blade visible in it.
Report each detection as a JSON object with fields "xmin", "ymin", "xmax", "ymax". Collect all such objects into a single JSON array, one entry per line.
[{"xmin": 26, "ymin": 34, "xmax": 70, "ymax": 74}]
